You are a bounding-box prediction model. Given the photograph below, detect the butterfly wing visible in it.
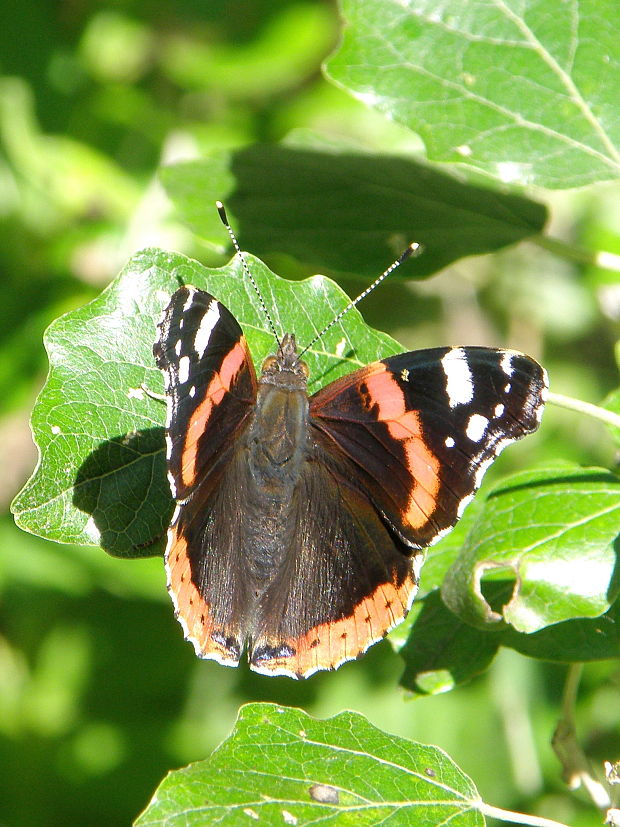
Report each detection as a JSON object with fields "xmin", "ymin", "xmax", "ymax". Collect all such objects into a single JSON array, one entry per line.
[
  {"xmin": 308, "ymin": 346, "xmax": 547, "ymax": 549},
  {"xmin": 248, "ymin": 444, "xmax": 424, "ymax": 678},
  {"xmin": 154, "ymin": 286, "xmax": 257, "ymax": 500},
  {"xmin": 247, "ymin": 346, "xmax": 546, "ymax": 678},
  {"xmin": 154, "ymin": 286, "xmax": 258, "ymax": 665}
]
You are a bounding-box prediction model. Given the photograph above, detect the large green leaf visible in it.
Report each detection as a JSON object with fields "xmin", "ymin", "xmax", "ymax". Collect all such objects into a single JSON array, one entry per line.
[
  {"xmin": 326, "ymin": 0, "xmax": 620, "ymax": 189},
  {"xmin": 441, "ymin": 466, "xmax": 620, "ymax": 632},
  {"xmin": 160, "ymin": 143, "xmax": 546, "ymax": 278},
  {"xmin": 11, "ymin": 248, "xmax": 402, "ymax": 557},
  {"xmin": 135, "ymin": 703, "xmax": 484, "ymax": 826}
]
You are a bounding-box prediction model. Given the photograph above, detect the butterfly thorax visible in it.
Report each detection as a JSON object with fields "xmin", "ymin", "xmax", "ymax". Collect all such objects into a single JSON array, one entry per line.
[
  {"xmin": 245, "ymin": 333, "xmax": 311, "ymax": 497},
  {"xmin": 257, "ymin": 333, "xmax": 309, "ymax": 391}
]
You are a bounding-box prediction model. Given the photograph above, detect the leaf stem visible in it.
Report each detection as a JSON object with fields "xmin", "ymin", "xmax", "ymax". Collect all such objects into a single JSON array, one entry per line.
[
  {"xmin": 552, "ymin": 663, "xmax": 611, "ymax": 810},
  {"xmin": 476, "ymin": 801, "xmax": 570, "ymax": 827},
  {"xmin": 534, "ymin": 236, "xmax": 620, "ymax": 272},
  {"xmin": 546, "ymin": 391, "xmax": 620, "ymax": 430}
]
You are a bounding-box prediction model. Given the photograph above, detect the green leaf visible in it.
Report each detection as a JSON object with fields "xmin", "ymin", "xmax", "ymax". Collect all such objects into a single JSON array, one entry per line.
[
  {"xmin": 504, "ymin": 596, "xmax": 620, "ymax": 661},
  {"xmin": 399, "ymin": 584, "xmax": 620, "ymax": 697},
  {"xmin": 11, "ymin": 249, "xmax": 403, "ymax": 556},
  {"xmin": 391, "ymin": 500, "xmax": 501, "ymax": 695},
  {"xmin": 160, "ymin": 143, "xmax": 546, "ymax": 279},
  {"xmin": 441, "ymin": 467, "xmax": 620, "ymax": 633},
  {"xmin": 325, "ymin": 0, "xmax": 620, "ymax": 189},
  {"xmin": 398, "ymin": 590, "xmax": 502, "ymax": 696},
  {"xmin": 135, "ymin": 702, "xmax": 484, "ymax": 826}
]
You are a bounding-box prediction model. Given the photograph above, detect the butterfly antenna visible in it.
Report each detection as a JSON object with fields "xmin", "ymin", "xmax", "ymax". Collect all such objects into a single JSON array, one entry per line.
[
  {"xmin": 295, "ymin": 241, "xmax": 422, "ymax": 363},
  {"xmin": 216, "ymin": 201, "xmax": 281, "ymax": 346}
]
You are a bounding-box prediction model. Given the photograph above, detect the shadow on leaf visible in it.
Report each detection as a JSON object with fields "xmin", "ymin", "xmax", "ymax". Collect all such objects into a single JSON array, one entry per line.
[
  {"xmin": 73, "ymin": 427, "xmax": 172, "ymax": 558},
  {"xmin": 399, "ymin": 589, "xmax": 502, "ymax": 695}
]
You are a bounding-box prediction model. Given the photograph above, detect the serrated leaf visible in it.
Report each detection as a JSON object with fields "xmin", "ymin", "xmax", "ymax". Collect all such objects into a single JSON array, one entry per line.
[
  {"xmin": 441, "ymin": 467, "xmax": 620, "ymax": 633},
  {"xmin": 326, "ymin": 0, "xmax": 620, "ymax": 189},
  {"xmin": 160, "ymin": 143, "xmax": 546, "ymax": 278},
  {"xmin": 135, "ymin": 703, "xmax": 484, "ymax": 827},
  {"xmin": 11, "ymin": 249, "xmax": 403, "ymax": 556}
]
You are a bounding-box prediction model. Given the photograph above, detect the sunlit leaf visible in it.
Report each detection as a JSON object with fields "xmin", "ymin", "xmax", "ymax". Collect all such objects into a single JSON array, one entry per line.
[
  {"xmin": 136, "ymin": 703, "xmax": 484, "ymax": 826},
  {"xmin": 442, "ymin": 466, "xmax": 620, "ymax": 632},
  {"xmin": 11, "ymin": 249, "xmax": 402, "ymax": 556},
  {"xmin": 326, "ymin": 0, "xmax": 620, "ymax": 188}
]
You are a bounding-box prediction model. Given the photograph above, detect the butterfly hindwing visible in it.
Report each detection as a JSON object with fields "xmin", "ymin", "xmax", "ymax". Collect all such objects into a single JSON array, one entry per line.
[{"xmin": 249, "ymin": 446, "xmax": 424, "ymax": 677}]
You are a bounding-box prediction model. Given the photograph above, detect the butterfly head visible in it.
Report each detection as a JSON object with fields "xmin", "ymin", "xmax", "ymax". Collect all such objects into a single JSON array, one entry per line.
[{"xmin": 260, "ymin": 333, "xmax": 309, "ymax": 389}]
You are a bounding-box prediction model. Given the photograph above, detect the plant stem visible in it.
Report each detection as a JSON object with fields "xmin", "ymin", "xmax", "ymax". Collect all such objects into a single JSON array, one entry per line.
[
  {"xmin": 552, "ymin": 664, "xmax": 611, "ymax": 810},
  {"xmin": 546, "ymin": 391, "xmax": 620, "ymax": 430},
  {"xmin": 477, "ymin": 801, "xmax": 570, "ymax": 827},
  {"xmin": 534, "ymin": 236, "xmax": 620, "ymax": 272}
]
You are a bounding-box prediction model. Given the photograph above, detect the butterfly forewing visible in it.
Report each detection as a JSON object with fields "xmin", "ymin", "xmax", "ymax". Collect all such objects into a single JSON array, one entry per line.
[
  {"xmin": 309, "ymin": 346, "xmax": 547, "ymax": 548},
  {"xmin": 154, "ymin": 286, "xmax": 257, "ymax": 500}
]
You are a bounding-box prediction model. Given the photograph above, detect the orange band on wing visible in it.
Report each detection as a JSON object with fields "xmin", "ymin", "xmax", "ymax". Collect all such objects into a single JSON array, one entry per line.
[
  {"xmin": 363, "ymin": 367, "xmax": 441, "ymax": 529},
  {"xmin": 166, "ymin": 525, "xmax": 240, "ymax": 665},
  {"xmin": 181, "ymin": 337, "xmax": 249, "ymax": 488},
  {"xmin": 250, "ymin": 572, "xmax": 417, "ymax": 679}
]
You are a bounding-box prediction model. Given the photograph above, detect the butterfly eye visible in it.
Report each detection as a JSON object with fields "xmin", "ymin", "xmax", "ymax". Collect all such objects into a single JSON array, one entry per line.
[{"xmin": 261, "ymin": 355, "xmax": 279, "ymax": 372}]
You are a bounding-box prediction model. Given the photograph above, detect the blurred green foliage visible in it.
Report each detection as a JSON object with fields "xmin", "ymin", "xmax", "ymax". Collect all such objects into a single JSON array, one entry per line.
[{"xmin": 1, "ymin": 1, "xmax": 619, "ymax": 825}]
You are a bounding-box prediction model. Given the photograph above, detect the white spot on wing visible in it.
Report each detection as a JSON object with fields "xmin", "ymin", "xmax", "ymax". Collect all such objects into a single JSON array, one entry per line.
[
  {"xmin": 501, "ymin": 352, "xmax": 515, "ymax": 377},
  {"xmin": 466, "ymin": 414, "xmax": 489, "ymax": 442},
  {"xmin": 441, "ymin": 348, "xmax": 473, "ymax": 408},
  {"xmin": 445, "ymin": 436, "xmax": 455, "ymax": 448},
  {"xmin": 494, "ymin": 403, "xmax": 505, "ymax": 418},
  {"xmin": 194, "ymin": 299, "xmax": 221, "ymax": 359},
  {"xmin": 182, "ymin": 288, "xmax": 196, "ymax": 311},
  {"xmin": 174, "ymin": 339, "xmax": 182, "ymax": 356},
  {"xmin": 178, "ymin": 355, "xmax": 190, "ymax": 384}
]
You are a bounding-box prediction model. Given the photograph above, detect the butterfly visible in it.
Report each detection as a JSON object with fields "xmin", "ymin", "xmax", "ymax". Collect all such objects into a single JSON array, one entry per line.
[{"xmin": 153, "ymin": 209, "xmax": 547, "ymax": 679}]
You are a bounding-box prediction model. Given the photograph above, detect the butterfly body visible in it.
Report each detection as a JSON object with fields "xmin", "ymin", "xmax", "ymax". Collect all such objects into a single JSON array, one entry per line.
[{"xmin": 154, "ymin": 284, "xmax": 547, "ymax": 679}]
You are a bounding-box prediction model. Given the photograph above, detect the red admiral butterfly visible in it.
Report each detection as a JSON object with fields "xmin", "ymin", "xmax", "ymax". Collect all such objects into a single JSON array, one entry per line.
[{"xmin": 154, "ymin": 205, "xmax": 547, "ymax": 679}]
